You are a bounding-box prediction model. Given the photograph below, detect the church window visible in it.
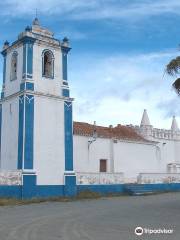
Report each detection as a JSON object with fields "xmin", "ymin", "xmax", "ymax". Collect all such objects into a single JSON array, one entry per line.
[
  {"xmin": 42, "ymin": 50, "xmax": 54, "ymax": 78},
  {"xmin": 100, "ymin": 159, "xmax": 107, "ymax": 172},
  {"xmin": 10, "ymin": 52, "xmax": 18, "ymax": 80}
]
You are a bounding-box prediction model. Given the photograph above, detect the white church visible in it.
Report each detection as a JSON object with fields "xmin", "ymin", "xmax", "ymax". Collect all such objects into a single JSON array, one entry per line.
[{"xmin": 0, "ymin": 18, "xmax": 180, "ymax": 198}]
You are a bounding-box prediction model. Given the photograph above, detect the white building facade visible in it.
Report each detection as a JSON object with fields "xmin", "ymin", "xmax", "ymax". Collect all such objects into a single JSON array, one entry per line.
[{"xmin": 0, "ymin": 19, "xmax": 180, "ymax": 198}]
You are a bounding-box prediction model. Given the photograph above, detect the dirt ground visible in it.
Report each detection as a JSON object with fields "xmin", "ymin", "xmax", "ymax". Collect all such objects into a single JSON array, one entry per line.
[{"xmin": 0, "ymin": 192, "xmax": 179, "ymax": 240}]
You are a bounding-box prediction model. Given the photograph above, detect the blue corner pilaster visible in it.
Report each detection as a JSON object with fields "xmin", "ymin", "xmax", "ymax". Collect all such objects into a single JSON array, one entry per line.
[
  {"xmin": 64, "ymin": 100, "xmax": 76, "ymax": 196},
  {"xmin": 64, "ymin": 101, "xmax": 73, "ymax": 171},
  {"xmin": 24, "ymin": 95, "xmax": 34, "ymax": 169},
  {"xmin": 1, "ymin": 52, "xmax": 7, "ymax": 99},
  {"xmin": 64, "ymin": 174, "xmax": 77, "ymax": 197},
  {"xmin": 17, "ymin": 95, "xmax": 24, "ymax": 169},
  {"xmin": 22, "ymin": 172, "xmax": 36, "ymax": 199},
  {"xmin": 61, "ymin": 46, "xmax": 71, "ymax": 81},
  {"xmin": 17, "ymin": 94, "xmax": 34, "ymax": 170},
  {"xmin": 62, "ymin": 88, "xmax": 70, "ymax": 97},
  {"xmin": 22, "ymin": 37, "xmax": 35, "ymax": 79},
  {"xmin": 20, "ymin": 82, "xmax": 34, "ymax": 91}
]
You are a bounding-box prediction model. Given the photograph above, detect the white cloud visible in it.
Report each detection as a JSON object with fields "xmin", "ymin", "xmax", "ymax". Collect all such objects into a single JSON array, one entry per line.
[
  {"xmin": 1, "ymin": 0, "xmax": 180, "ymax": 21},
  {"xmin": 70, "ymin": 50, "xmax": 180, "ymax": 129}
]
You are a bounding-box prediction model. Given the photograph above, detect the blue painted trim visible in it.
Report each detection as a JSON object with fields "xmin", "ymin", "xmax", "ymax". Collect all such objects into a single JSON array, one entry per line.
[
  {"xmin": 24, "ymin": 95, "xmax": 34, "ymax": 169},
  {"xmin": 22, "ymin": 174, "xmax": 36, "ymax": 199},
  {"xmin": 61, "ymin": 46, "xmax": 71, "ymax": 81},
  {"xmin": 27, "ymin": 43, "xmax": 33, "ymax": 75},
  {"xmin": 26, "ymin": 82, "xmax": 34, "ymax": 91},
  {"xmin": 23, "ymin": 38, "xmax": 34, "ymax": 79},
  {"xmin": 20, "ymin": 83, "xmax": 25, "ymax": 91},
  {"xmin": 62, "ymin": 52, "xmax": 67, "ymax": 80},
  {"xmin": 64, "ymin": 175, "xmax": 77, "ymax": 197},
  {"xmin": 61, "ymin": 46, "xmax": 71, "ymax": 54},
  {"xmin": 17, "ymin": 95, "xmax": 24, "ymax": 169},
  {"xmin": 21, "ymin": 36, "xmax": 35, "ymax": 44},
  {"xmin": 3, "ymin": 54, "xmax": 6, "ymax": 85},
  {"xmin": 22, "ymin": 175, "xmax": 64, "ymax": 199},
  {"xmin": 0, "ymin": 186, "xmax": 21, "ymax": 199},
  {"xmin": 1, "ymin": 53, "xmax": 7, "ymax": 99},
  {"xmin": 77, "ymin": 183, "xmax": 180, "ymax": 195},
  {"xmin": 1, "ymin": 92, "xmax": 4, "ymax": 99},
  {"xmin": 77, "ymin": 184, "xmax": 125, "ymax": 195},
  {"xmin": 20, "ymin": 82, "xmax": 34, "ymax": 91},
  {"xmin": 64, "ymin": 101, "xmax": 73, "ymax": 171},
  {"xmin": 0, "ymin": 105, "xmax": 2, "ymax": 165},
  {"xmin": 1, "ymin": 183, "xmax": 180, "ymax": 199},
  {"xmin": 23, "ymin": 43, "xmax": 26, "ymax": 78},
  {"xmin": 62, "ymin": 89, "xmax": 69, "ymax": 97}
]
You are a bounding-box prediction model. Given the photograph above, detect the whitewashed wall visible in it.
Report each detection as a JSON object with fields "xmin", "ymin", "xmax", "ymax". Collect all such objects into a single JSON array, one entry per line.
[
  {"xmin": 73, "ymin": 135, "xmax": 164, "ymax": 182},
  {"xmin": 113, "ymin": 140, "xmax": 160, "ymax": 180},
  {"xmin": 1, "ymin": 97, "xmax": 19, "ymax": 170},
  {"xmin": 5, "ymin": 45, "xmax": 23, "ymax": 97},
  {"xmin": 33, "ymin": 43, "xmax": 63, "ymax": 96},
  {"xmin": 153, "ymin": 139, "xmax": 180, "ymax": 171},
  {"xmin": 73, "ymin": 135, "xmax": 112, "ymax": 173},
  {"xmin": 34, "ymin": 95, "xmax": 65, "ymax": 185}
]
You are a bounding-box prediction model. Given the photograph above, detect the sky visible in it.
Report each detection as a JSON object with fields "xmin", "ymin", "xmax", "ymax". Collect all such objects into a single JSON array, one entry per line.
[{"xmin": 0, "ymin": 0, "xmax": 180, "ymax": 129}]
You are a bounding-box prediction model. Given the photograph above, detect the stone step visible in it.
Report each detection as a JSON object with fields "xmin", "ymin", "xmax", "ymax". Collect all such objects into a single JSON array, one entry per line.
[{"xmin": 124, "ymin": 184, "xmax": 156, "ymax": 196}]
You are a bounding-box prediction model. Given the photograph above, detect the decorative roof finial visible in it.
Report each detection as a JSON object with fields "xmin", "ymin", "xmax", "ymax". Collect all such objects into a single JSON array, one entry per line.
[
  {"xmin": 171, "ymin": 116, "xmax": 179, "ymax": 131},
  {"xmin": 3, "ymin": 40, "xmax": 9, "ymax": 50},
  {"xmin": 140, "ymin": 109, "xmax": 151, "ymax": 127},
  {"xmin": 62, "ymin": 37, "xmax": 70, "ymax": 47},
  {"xmin": 32, "ymin": 9, "xmax": 40, "ymax": 26},
  {"xmin": 33, "ymin": 17, "xmax": 40, "ymax": 26}
]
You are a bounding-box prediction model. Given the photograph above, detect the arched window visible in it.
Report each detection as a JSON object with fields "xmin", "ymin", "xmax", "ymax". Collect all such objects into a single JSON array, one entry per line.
[
  {"xmin": 42, "ymin": 50, "xmax": 54, "ymax": 78},
  {"xmin": 10, "ymin": 52, "xmax": 18, "ymax": 80}
]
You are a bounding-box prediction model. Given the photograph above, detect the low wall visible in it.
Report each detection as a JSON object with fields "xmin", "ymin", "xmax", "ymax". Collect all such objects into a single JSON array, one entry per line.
[
  {"xmin": 1, "ymin": 171, "xmax": 180, "ymax": 199},
  {"xmin": 0, "ymin": 171, "xmax": 22, "ymax": 185},
  {"xmin": 137, "ymin": 173, "xmax": 180, "ymax": 184},
  {"xmin": 76, "ymin": 172, "xmax": 124, "ymax": 185}
]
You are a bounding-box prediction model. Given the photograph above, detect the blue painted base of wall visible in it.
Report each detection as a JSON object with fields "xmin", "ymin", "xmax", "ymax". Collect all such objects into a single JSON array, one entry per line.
[
  {"xmin": 0, "ymin": 186, "xmax": 21, "ymax": 199},
  {"xmin": 64, "ymin": 175, "xmax": 77, "ymax": 197},
  {"xmin": 1, "ymin": 183, "xmax": 180, "ymax": 199},
  {"xmin": 77, "ymin": 184, "xmax": 124, "ymax": 195}
]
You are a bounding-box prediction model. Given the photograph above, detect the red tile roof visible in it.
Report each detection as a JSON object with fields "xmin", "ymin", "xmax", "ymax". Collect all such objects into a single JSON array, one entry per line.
[{"xmin": 73, "ymin": 121, "xmax": 146, "ymax": 142}]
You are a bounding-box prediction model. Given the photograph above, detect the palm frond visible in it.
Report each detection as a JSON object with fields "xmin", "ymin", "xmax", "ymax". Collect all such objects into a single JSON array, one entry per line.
[{"xmin": 166, "ymin": 56, "xmax": 180, "ymax": 76}]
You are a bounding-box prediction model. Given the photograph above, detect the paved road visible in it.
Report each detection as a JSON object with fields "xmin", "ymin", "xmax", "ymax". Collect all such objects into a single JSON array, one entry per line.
[{"xmin": 0, "ymin": 192, "xmax": 180, "ymax": 240}]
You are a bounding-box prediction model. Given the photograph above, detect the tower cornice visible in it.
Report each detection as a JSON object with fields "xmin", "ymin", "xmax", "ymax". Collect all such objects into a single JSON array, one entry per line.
[{"xmin": 0, "ymin": 90, "xmax": 74, "ymax": 103}]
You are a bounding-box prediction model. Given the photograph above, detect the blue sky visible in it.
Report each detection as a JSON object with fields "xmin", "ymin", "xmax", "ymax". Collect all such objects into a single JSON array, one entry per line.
[{"xmin": 0, "ymin": 0, "xmax": 180, "ymax": 128}]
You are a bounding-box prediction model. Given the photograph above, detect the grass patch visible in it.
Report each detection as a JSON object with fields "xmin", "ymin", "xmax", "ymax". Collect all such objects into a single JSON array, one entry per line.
[
  {"xmin": 0, "ymin": 197, "xmax": 71, "ymax": 206},
  {"xmin": 76, "ymin": 190, "xmax": 102, "ymax": 199},
  {"xmin": 0, "ymin": 190, "xmax": 176, "ymax": 206}
]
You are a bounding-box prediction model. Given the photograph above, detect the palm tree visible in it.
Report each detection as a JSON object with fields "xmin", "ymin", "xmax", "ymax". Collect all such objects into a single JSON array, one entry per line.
[{"xmin": 166, "ymin": 56, "xmax": 180, "ymax": 95}]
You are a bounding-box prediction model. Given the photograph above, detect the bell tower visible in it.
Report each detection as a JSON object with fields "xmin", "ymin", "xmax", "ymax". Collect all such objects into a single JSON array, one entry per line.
[{"xmin": 0, "ymin": 18, "xmax": 76, "ymax": 197}]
